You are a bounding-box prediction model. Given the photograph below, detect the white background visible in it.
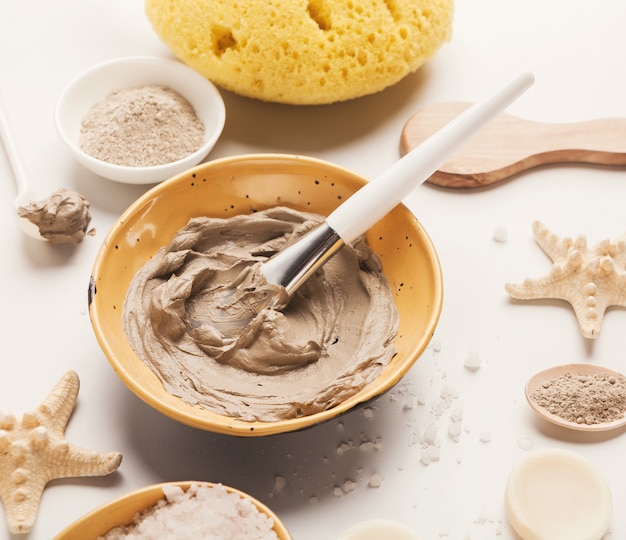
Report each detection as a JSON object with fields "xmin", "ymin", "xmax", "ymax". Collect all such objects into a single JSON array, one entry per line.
[{"xmin": 1, "ymin": 1, "xmax": 626, "ymax": 539}]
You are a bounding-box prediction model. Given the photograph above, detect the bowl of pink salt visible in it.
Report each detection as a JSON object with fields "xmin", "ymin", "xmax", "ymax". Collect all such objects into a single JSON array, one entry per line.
[
  {"xmin": 55, "ymin": 56, "xmax": 225, "ymax": 184},
  {"xmin": 53, "ymin": 481, "xmax": 291, "ymax": 540}
]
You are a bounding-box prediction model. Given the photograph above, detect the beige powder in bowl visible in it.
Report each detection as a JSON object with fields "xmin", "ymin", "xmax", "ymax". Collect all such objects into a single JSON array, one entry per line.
[{"xmin": 79, "ymin": 85, "xmax": 205, "ymax": 167}]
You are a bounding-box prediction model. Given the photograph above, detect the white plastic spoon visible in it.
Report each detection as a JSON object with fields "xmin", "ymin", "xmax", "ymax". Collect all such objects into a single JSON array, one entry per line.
[{"xmin": 0, "ymin": 91, "xmax": 46, "ymax": 240}]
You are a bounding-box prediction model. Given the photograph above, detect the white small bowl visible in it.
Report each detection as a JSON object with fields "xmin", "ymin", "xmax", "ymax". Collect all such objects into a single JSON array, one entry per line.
[{"xmin": 55, "ymin": 56, "xmax": 225, "ymax": 184}]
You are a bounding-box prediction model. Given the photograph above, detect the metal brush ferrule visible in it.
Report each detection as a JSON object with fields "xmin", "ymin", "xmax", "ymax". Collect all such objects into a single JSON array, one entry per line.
[{"xmin": 261, "ymin": 222, "xmax": 345, "ymax": 297}]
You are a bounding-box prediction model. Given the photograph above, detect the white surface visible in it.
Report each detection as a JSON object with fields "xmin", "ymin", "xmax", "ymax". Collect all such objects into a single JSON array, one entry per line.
[
  {"xmin": 505, "ymin": 449, "xmax": 612, "ymax": 540},
  {"xmin": 1, "ymin": 1, "xmax": 626, "ymax": 539}
]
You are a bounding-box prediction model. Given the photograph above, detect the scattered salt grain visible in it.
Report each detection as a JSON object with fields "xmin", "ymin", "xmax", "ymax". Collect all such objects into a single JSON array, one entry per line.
[
  {"xmin": 343, "ymin": 480, "xmax": 357, "ymax": 494},
  {"xmin": 273, "ymin": 475, "xmax": 286, "ymax": 493},
  {"xmin": 517, "ymin": 437, "xmax": 535, "ymax": 451},
  {"xmin": 362, "ymin": 407, "xmax": 375, "ymax": 420},
  {"xmin": 336, "ymin": 442, "xmax": 352, "ymax": 455},
  {"xmin": 432, "ymin": 339, "xmax": 443, "ymax": 352},
  {"xmin": 368, "ymin": 474, "xmax": 382, "ymax": 488},
  {"xmin": 423, "ymin": 424, "xmax": 439, "ymax": 445},
  {"xmin": 448, "ymin": 421, "xmax": 462, "ymax": 441},
  {"xmin": 448, "ymin": 408, "xmax": 463, "ymax": 442},
  {"xmin": 359, "ymin": 440, "xmax": 375, "ymax": 452},
  {"xmin": 493, "ymin": 226, "xmax": 508, "ymax": 243},
  {"xmin": 479, "ymin": 431, "xmax": 493, "ymax": 443},
  {"xmin": 432, "ymin": 385, "xmax": 459, "ymax": 418},
  {"xmin": 450, "ymin": 407, "xmax": 463, "ymax": 423},
  {"xmin": 464, "ymin": 351, "xmax": 482, "ymax": 372},
  {"xmin": 98, "ymin": 483, "xmax": 278, "ymax": 539},
  {"xmin": 420, "ymin": 445, "xmax": 441, "ymax": 465}
]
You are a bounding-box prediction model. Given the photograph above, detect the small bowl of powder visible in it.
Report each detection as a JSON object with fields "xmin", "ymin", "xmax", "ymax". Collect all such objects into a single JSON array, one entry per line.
[
  {"xmin": 55, "ymin": 56, "xmax": 225, "ymax": 184},
  {"xmin": 526, "ymin": 363, "xmax": 626, "ymax": 432},
  {"xmin": 54, "ymin": 481, "xmax": 292, "ymax": 540}
]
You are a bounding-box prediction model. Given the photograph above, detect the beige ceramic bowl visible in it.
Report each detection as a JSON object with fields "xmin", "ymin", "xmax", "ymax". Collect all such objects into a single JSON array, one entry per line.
[
  {"xmin": 53, "ymin": 481, "xmax": 292, "ymax": 539},
  {"xmin": 88, "ymin": 154, "xmax": 443, "ymax": 436}
]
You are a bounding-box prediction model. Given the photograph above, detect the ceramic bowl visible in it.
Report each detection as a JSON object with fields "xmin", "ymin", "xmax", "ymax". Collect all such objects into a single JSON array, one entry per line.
[
  {"xmin": 55, "ymin": 56, "xmax": 225, "ymax": 184},
  {"xmin": 88, "ymin": 154, "xmax": 443, "ymax": 436},
  {"xmin": 53, "ymin": 481, "xmax": 292, "ymax": 539}
]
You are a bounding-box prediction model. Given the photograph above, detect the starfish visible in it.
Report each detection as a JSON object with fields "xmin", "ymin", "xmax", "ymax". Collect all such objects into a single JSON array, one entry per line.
[
  {"xmin": 505, "ymin": 221, "xmax": 626, "ymax": 339},
  {"xmin": 0, "ymin": 371, "xmax": 122, "ymax": 534}
]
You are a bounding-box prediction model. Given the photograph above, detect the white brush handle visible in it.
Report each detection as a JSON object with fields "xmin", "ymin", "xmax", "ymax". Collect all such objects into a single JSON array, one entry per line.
[{"xmin": 325, "ymin": 71, "xmax": 535, "ymax": 243}]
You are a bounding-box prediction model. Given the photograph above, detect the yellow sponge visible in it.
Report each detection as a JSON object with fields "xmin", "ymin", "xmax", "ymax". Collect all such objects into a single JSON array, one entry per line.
[{"xmin": 145, "ymin": 0, "xmax": 453, "ymax": 104}]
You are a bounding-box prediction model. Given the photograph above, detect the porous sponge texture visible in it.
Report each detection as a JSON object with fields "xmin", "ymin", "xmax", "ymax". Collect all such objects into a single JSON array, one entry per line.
[{"xmin": 145, "ymin": 0, "xmax": 454, "ymax": 104}]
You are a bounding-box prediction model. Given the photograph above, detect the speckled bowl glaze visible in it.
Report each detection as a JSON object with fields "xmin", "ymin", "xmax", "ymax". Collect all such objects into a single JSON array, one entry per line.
[
  {"xmin": 88, "ymin": 154, "xmax": 443, "ymax": 436},
  {"xmin": 53, "ymin": 481, "xmax": 292, "ymax": 539},
  {"xmin": 55, "ymin": 56, "xmax": 225, "ymax": 184}
]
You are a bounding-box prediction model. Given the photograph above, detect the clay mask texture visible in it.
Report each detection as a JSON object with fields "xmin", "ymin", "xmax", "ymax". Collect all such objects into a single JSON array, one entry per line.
[
  {"xmin": 122, "ymin": 207, "xmax": 399, "ymax": 422},
  {"xmin": 17, "ymin": 187, "xmax": 92, "ymax": 245}
]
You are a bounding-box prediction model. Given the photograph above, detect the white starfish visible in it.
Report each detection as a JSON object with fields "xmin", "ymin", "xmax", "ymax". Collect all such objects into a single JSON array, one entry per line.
[
  {"xmin": 0, "ymin": 371, "xmax": 122, "ymax": 534},
  {"xmin": 505, "ymin": 221, "xmax": 626, "ymax": 339}
]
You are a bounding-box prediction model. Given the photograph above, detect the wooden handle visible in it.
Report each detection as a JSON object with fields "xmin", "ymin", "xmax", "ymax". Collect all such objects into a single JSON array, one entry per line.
[{"xmin": 400, "ymin": 102, "xmax": 626, "ymax": 188}]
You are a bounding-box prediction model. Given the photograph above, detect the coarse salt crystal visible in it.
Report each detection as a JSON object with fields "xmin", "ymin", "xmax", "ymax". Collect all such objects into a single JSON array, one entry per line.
[
  {"xmin": 161, "ymin": 484, "xmax": 183, "ymax": 503},
  {"xmin": 448, "ymin": 421, "xmax": 462, "ymax": 440},
  {"xmin": 423, "ymin": 424, "xmax": 439, "ymax": 445},
  {"xmin": 493, "ymin": 226, "xmax": 508, "ymax": 243},
  {"xmin": 343, "ymin": 480, "xmax": 357, "ymax": 494},
  {"xmin": 464, "ymin": 352, "xmax": 482, "ymax": 371},
  {"xmin": 274, "ymin": 475, "xmax": 286, "ymax": 492},
  {"xmin": 450, "ymin": 407, "xmax": 463, "ymax": 423},
  {"xmin": 368, "ymin": 474, "xmax": 382, "ymax": 488},
  {"xmin": 517, "ymin": 437, "xmax": 535, "ymax": 451},
  {"xmin": 421, "ymin": 445, "xmax": 441, "ymax": 465}
]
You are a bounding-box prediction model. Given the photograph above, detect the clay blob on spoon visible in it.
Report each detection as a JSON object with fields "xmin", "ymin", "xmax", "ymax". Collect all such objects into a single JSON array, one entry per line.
[
  {"xmin": 0, "ymin": 91, "xmax": 92, "ymax": 245},
  {"xmin": 401, "ymin": 102, "xmax": 626, "ymax": 188}
]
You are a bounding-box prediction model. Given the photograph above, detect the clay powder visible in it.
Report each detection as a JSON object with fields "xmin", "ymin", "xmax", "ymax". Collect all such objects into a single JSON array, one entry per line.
[
  {"xmin": 530, "ymin": 371, "xmax": 626, "ymax": 425},
  {"xmin": 79, "ymin": 85, "xmax": 205, "ymax": 167}
]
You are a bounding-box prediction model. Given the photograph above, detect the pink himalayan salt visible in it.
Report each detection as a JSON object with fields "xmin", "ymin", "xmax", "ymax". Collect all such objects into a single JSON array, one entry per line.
[{"xmin": 99, "ymin": 483, "xmax": 278, "ymax": 540}]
